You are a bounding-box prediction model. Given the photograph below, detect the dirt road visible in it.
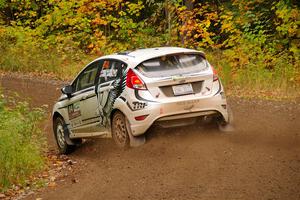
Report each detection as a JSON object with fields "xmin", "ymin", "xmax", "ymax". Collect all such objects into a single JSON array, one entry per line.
[{"xmin": 1, "ymin": 74, "xmax": 300, "ymax": 200}]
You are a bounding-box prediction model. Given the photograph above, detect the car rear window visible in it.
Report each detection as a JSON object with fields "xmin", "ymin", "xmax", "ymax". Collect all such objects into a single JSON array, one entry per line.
[{"xmin": 136, "ymin": 54, "xmax": 208, "ymax": 78}]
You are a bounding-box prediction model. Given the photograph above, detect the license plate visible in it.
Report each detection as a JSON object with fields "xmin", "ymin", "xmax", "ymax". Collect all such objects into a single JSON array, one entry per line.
[{"xmin": 172, "ymin": 83, "xmax": 194, "ymax": 96}]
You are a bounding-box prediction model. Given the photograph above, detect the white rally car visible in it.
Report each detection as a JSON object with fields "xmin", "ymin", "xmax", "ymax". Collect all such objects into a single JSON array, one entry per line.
[{"xmin": 52, "ymin": 47, "xmax": 232, "ymax": 154}]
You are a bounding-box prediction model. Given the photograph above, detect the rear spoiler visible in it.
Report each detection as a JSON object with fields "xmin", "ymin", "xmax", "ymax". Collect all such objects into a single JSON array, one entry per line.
[
  {"xmin": 166, "ymin": 51, "xmax": 206, "ymax": 59},
  {"xmin": 194, "ymin": 51, "xmax": 206, "ymax": 59}
]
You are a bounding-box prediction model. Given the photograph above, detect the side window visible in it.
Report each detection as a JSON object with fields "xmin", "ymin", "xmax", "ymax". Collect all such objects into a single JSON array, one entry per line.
[
  {"xmin": 74, "ymin": 61, "xmax": 99, "ymax": 92},
  {"xmin": 99, "ymin": 60, "xmax": 126, "ymax": 84}
]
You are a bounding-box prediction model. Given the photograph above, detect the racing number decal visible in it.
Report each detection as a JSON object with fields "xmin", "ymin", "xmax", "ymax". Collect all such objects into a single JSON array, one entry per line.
[
  {"xmin": 68, "ymin": 102, "xmax": 81, "ymax": 120},
  {"xmin": 132, "ymin": 101, "xmax": 147, "ymax": 110}
]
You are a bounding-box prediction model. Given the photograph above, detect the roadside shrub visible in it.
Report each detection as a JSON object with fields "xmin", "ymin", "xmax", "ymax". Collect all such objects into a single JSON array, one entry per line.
[
  {"xmin": 206, "ymin": 35, "xmax": 300, "ymax": 97},
  {"xmin": 0, "ymin": 26, "xmax": 58, "ymax": 73},
  {"xmin": 0, "ymin": 91, "xmax": 46, "ymax": 191},
  {"xmin": 0, "ymin": 26, "xmax": 91, "ymax": 80}
]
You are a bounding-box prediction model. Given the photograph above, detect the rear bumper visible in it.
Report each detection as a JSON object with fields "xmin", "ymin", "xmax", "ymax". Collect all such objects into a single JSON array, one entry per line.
[{"xmin": 128, "ymin": 92, "xmax": 228, "ymax": 136}]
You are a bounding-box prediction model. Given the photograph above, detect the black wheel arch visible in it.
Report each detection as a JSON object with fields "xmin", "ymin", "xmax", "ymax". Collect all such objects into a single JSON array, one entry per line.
[
  {"xmin": 110, "ymin": 109, "xmax": 124, "ymax": 126},
  {"xmin": 52, "ymin": 112, "xmax": 64, "ymax": 130}
]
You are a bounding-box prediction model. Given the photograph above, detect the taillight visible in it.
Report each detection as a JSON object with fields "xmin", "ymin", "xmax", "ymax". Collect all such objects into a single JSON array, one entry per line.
[
  {"xmin": 126, "ymin": 68, "xmax": 147, "ymax": 90},
  {"xmin": 211, "ymin": 66, "xmax": 219, "ymax": 81},
  {"xmin": 135, "ymin": 115, "xmax": 149, "ymax": 121}
]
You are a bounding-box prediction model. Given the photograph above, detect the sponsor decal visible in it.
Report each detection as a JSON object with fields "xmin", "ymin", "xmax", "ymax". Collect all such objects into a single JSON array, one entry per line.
[
  {"xmin": 71, "ymin": 118, "xmax": 82, "ymax": 127},
  {"xmin": 98, "ymin": 62, "xmax": 127, "ymax": 127},
  {"xmin": 176, "ymin": 99, "xmax": 200, "ymax": 105},
  {"xmin": 160, "ymin": 107, "xmax": 164, "ymax": 114},
  {"xmin": 68, "ymin": 102, "xmax": 81, "ymax": 120},
  {"xmin": 183, "ymin": 104, "xmax": 194, "ymax": 111},
  {"xmin": 171, "ymin": 75, "xmax": 184, "ymax": 80}
]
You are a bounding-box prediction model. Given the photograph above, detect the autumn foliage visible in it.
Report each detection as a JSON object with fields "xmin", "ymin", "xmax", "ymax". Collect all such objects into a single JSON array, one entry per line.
[{"xmin": 0, "ymin": 0, "xmax": 299, "ymax": 96}]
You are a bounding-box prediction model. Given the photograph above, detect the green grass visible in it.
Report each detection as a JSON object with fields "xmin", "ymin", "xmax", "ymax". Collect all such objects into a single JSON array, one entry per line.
[{"xmin": 0, "ymin": 93, "xmax": 46, "ymax": 191}]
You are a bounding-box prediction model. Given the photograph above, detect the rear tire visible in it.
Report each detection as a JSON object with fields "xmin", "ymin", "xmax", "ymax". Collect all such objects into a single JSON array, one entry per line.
[
  {"xmin": 53, "ymin": 117, "xmax": 79, "ymax": 154},
  {"xmin": 112, "ymin": 111, "xmax": 130, "ymax": 148}
]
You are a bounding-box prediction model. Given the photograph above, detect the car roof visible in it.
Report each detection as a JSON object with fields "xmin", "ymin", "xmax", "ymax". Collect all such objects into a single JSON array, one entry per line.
[{"xmin": 97, "ymin": 47, "xmax": 205, "ymax": 68}]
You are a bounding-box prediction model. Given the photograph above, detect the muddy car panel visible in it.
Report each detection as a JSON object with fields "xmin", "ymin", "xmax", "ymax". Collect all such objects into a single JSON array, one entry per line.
[{"xmin": 52, "ymin": 47, "xmax": 230, "ymax": 145}]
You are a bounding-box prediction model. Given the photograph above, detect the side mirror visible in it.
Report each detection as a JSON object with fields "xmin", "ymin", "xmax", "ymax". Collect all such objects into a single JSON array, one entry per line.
[{"xmin": 61, "ymin": 85, "xmax": 73, "ymax": 98}]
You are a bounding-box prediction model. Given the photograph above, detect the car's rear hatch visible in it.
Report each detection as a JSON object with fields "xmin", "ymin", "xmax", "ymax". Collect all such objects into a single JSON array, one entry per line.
[{"xmin": 135, "ymin": 53, "xmax": 214, "ymax": 102}]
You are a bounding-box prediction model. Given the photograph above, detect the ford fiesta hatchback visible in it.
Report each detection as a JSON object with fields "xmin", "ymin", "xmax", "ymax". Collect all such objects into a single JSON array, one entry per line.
[{"xmin": 52, "ymin": 47, "xmax": 232, "ymax": 154}]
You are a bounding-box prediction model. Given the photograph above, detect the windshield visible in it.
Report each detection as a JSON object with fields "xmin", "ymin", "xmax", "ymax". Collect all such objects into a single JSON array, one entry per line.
[{"xmin": 136, "ymin": 54, "xmax": 208, "ymax": 78}]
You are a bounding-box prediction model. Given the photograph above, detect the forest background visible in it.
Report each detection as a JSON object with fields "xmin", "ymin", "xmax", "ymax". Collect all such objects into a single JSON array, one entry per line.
[{"xmin": 0, "ymin": 0, "xmax": 299, "ymax": 98}]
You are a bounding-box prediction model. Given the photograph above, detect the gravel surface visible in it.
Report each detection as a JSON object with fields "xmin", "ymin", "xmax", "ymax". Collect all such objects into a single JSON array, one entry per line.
[{"xmin": 1, "ymin": 74, "xmax": 299, "ymax": 200}]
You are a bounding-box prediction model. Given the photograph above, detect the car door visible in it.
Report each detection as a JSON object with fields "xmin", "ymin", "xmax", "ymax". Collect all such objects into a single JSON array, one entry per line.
[
  {"xmin": 68, "ymin": 60, "xmax": 102, "ymax": 135},
  {"xmin": 96, "ymin": 59, "xmax": 127, "ymax": 127}
]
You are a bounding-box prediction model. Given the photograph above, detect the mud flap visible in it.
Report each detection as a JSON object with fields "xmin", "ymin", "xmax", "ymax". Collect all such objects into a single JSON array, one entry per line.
[
  {"xmin": 218, "ymin": 106, "xmax": 234, "ymax": 132},
  {"xmin": 125, "ymin": 119, "xmax": 146, "ymax": 147},
  {"xmin": 218, "ymin": 123, "xmax": 234, "ymax": 132},
  {"xmin": 63, "ymin": 124, "xmax": 76, "ymax": 145}
]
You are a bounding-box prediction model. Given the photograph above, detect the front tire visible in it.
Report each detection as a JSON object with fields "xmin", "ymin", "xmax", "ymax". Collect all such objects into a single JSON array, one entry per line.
[
  {"xmin": 53, "ymin": 117, "xmax": 78, "ymax": 154},
  {"xmin": 112, "ymin": 111, "xmax": 130, "ymax": 148}
]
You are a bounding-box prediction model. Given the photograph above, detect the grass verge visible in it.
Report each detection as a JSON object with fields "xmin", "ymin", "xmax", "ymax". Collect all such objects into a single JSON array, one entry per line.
[{"xmin": 0, "ymin": 91, "xmax": 46, "ymax": 192}]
